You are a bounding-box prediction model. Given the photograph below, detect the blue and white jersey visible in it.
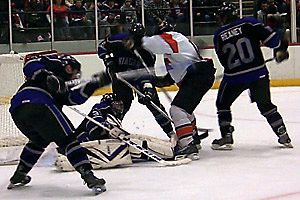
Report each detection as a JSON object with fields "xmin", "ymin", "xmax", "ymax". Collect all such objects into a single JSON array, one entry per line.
[
  {"xmin": 10, "ymin": 56, "xmax": 97, "ymax": 113},
  {"xmin": 75, "ymin": 102, "xmax": 115, "ymax": 142},
  {"xmin": 214, "ymin": 17, "xmax": 281, "ymax": 84}
]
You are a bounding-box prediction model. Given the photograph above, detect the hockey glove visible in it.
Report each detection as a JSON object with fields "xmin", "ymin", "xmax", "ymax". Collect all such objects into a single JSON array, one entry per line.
[
  {"xmin": 153, "ymin": 73, "xmax": 175, "ymax": 88},
  {"xmin": 46, "ymin": 74, "xmax": 68, "ymax": 95},
  {"xmin": 90, "ymin": 71, "xmax": 112, "ymax": 88},
  {"xmin": 275, "ymin": 50, "xmax": 289, "ymax": 63},
  {"xmin": 139, "ymin": 84, "xmax": 155, "ymax": 105},
  {"xmin": 109, "ymin": 127, "xmax": 130, "ymax": 140},
  {"xmin": 123, "ymin": 38, "xmax": 135, "ymax": 50}
]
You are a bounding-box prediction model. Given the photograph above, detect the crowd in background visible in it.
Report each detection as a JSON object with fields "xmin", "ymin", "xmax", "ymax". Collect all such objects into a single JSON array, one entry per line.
[{"xmin": 0, "ymin": 0, "xmax": 296, "ymax": 43}]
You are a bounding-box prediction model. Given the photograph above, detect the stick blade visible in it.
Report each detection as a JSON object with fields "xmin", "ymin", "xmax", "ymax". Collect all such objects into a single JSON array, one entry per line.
[{"xmin": 159, "ymin": 158, "xmax": 192, "ymax": 166}]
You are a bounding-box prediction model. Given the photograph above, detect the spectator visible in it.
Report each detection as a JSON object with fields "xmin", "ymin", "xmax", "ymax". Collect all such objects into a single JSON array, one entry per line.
[
  {"xmin": 120, "ymin": 0, "xmax": 137, "ymax": 23},
  {"xmin": 69, "ymin": 0, "xmax": 93, "ymax": 39},
  {"xmin": 47, "ymin": 0, "xmax": 71, "ymax": 40},
  {"xmin": 193, "ymin": 0, "xmax": 217, "ymax": 22},
  {"xmin": 11, "ymin": 2, "xmax": 26, "ymax": 42},
  {"xmin": 267, "ymin": 0, "xmax": 279, "ymax": 14},
  {"xmin": 84, "ymin": 0, "xmax": 99, "ymax": 23},
  {"xmin": 257, "ymin": 0, "xmax": 269, "ymax": 24},
  {"xmin": 146, "ymin": 0, "xmax": 171, "ymax": 34},
  {"xmin": 135, "ymin": 0, "xmax": 151, "ymax": 21},
  {"xmin": 0, "ymin": 1, "xmax": 9, "ymax": 43},
  {"xmin": 99, "ymin": 0, "xmax": 120, "ymax": 20},
  {"xmin": 24, "ymin": 0, "xmax": 50, "ymax": 42},
  {"xmin": 169, "ymin": 0, "xmax": 187, "ymax": 23},
  {"xmin": 65, "ymin": 0, "xmax": 74, "ymax": 7},
  {"xmin": 99, "ymin": 12, "xmax": 118, "ymax": 38}
]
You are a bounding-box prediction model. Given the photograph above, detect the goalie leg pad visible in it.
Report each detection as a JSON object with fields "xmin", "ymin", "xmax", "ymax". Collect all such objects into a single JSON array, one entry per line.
[
  {"xmin": 129, "ymin": 134, "xmax": 174, "ymax": 160},
  {"xmin": 55, "ymin": 139, "xmax": 132, "ymax": 171}
]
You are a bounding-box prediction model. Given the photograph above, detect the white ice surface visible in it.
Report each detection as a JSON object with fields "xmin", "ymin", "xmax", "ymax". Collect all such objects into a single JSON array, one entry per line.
[{"xmin": 1, "ymin": 87, "xmax": 300, "ymax": 200}]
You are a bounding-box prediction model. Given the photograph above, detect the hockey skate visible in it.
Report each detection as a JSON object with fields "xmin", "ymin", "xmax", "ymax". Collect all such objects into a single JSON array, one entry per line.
[
  {"xmin": 7, "ymin": 171, "xmax": 31, "ymax": 189},
  {"xmin": 192, "ymin": 130, "xmax": 209, "ymax": 150},
  {"xmin": 277, "ymin": 132, "xmax": 293, "ymax": 148},
  {"xmin": 211, "ymin": 133, "xmax": 233, "ymax": 150},
  {"xmin": 174, "ymin": 142, "xmax": 199, "ymax": 160},
  {"xmin": 81, "ymin": 171, "xmax": 106, "ymax": 195}
]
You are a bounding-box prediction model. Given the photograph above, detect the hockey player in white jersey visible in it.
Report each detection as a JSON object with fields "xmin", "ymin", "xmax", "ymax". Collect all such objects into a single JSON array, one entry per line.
[{"xmin": 126, "ymin": 22, "xmax": 216, "ymax": 159}]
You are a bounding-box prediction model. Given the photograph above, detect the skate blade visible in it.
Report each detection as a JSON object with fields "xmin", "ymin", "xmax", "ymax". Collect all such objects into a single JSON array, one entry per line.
[
  {"xmin": 175, "ymin": 153, "xmax": 199, "ymax": 161},
  {"xmin": 7, "ymin": 182, "xmax": 27, "ymax": 190},
  {"xmin": 281, "ymin": 143, "xmax": 293, "ymax": 148},
  {"xmin": 92, "ymin": 185, "xmax": 106, "ymax": 195},
  {"xmin": 211, "ymin": 144, "xmax": 233, "ymax": 150}
]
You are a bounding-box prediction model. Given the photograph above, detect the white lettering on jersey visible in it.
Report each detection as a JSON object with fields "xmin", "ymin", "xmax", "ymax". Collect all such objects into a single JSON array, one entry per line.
[{"xmin": 220, "ymin": 27, "xmax": 242, "ymax": 41}]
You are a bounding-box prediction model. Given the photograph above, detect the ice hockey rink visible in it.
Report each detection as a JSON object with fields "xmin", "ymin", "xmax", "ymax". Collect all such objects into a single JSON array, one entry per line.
[{"xmin": 0, "ymin": 86, "xmax": 299, "ymax": 200}]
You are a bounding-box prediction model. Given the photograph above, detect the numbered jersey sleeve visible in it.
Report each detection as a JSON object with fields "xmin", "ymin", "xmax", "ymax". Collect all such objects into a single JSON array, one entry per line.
[{"xmin": 213, "ymin": 17, "xmax": 280, "ymax": 76}]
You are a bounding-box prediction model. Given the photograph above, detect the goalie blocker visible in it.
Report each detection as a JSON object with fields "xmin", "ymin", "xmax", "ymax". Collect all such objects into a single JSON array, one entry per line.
[{"xmin": 55, "ymin": 134, "xmax": 174, "ymax": 171}]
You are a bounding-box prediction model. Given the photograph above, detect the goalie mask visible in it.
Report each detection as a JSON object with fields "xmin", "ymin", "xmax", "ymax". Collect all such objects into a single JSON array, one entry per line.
[
  {"xmin": 59, "ymin": 54, "xmax": 82, "ymax": 80},
  {"xmin": 101, "ymin": 93, "xmax": 124, "ymax": 119}
]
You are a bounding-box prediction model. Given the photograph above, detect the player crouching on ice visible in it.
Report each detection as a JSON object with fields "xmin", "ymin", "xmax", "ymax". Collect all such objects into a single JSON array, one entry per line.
[
  {"xmin": 55, "ymin": 93, "xmax": 175, "ymax": 171},
  {"xmin": 7, "ymin": 52, "xmax": 110, "ymax": 194}
]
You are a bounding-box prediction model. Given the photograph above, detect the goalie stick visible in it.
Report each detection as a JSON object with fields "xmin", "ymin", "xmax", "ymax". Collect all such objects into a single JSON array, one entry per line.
[{"xmin": 67, "ymin": 106, "xmax": 192, "ymax": 166}]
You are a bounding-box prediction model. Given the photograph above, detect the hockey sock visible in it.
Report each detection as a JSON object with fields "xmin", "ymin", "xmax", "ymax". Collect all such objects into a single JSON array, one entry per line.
[{"xmin": 64, "ymin": 140, "xmax": 92, "ymax": 169}]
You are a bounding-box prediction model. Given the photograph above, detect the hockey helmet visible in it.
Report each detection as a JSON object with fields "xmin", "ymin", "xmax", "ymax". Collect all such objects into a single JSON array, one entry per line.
[
  {"xmin": 59, "ymin": 54, "xmax": 82, "ymax": 79},
  {"xmin": 101, "ymin": 93, "xmax": 124, "ymax": 119},
  {"xmin": 154, "ymin": 21, "xmax": 175, "ymax": 35},
  {"xmin": 128, "ymin": 23, "xmax": 145, "ymax": 38},
  {"xmin": 217, "ymin": 2, "xmax": 238, "ymax": 24}
]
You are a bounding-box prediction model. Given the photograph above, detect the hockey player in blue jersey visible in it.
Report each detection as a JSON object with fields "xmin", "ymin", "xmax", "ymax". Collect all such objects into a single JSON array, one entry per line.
[
  {"xmin": 212, "ymin": 2, "xmax": 292, "ymax": 150},
  {"xmin": 75, "ymin": 93, "xmax": 124, "ymax": 143},
  {"xmin": 7, "ymin": 52, "xmax": 111, "ymax": 194},
  {"xmin": 55, "ymin": 93, "xmax": 176, "ymax": 171},
  {"xmin": 97, "ymin": 23, "xmax": 175, "ymax": 140}
]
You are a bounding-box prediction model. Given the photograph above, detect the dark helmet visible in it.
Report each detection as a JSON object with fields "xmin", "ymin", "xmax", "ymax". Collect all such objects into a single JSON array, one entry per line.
[
  {"xmin": 59, "ymin": 54, "xmax": 81, "ymax": 71},
  {"xmin": 154, "ymin": 21, "xmax": 175, "ymax": 35},
  {"xmin": 101, "ymin": 93, "xmax": 124, "ymax": 119},
  {"xmin": 59, "ymin": 54, "xmax": 82, "ymax": 79},
  {"xmin": 128, "ymin": 23, "xmax": 145, "ymax": 38},
  {"xmin": 217, "ymin": 2, "xmax": 238, "ymax": 20}
]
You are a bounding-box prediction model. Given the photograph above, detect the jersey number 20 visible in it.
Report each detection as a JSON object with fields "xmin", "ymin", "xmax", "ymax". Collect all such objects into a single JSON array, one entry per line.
[{"xmin": 223, "ymin": 37, "xmax": 255, "ymax": 69}]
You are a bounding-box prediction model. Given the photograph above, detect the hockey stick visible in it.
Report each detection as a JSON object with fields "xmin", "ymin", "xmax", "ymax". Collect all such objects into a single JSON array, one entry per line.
[
  {"xmin": 67, "ymin": 106, "xmax": 192, "ymax": 166},
  {"xmin": 116, "ymin": 73, "xmax": 213, "ymax": 133},
  {"xmin": 133, "ymin": 49, "xmax": 173, "ymax": 102},
  {"xmin": 65, "ymin": 71, "xmax": 110, "ymax": 90},
  {"xmin": 116, "ymin": 74, "xmax": 173, "ymax": 122}
]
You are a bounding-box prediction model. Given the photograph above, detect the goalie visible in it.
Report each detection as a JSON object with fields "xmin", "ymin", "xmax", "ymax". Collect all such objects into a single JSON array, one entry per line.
[{"xmin": 55, "ymin": 93, "xmax": 175, "ymax": 171}]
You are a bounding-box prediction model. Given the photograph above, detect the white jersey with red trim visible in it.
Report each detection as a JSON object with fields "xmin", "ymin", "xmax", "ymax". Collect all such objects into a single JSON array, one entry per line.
[{"xmin": 142, "ymin": 31, "xmax": 201, "ymax": 83}]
